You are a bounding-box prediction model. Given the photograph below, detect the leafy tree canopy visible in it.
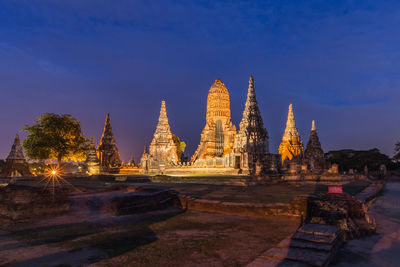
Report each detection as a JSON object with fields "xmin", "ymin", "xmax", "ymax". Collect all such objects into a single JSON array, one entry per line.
[
  {"xmin": 23, "ymin": 113, "xmax": 89, "ymax": 166},
  {"xmin": 325, "ymin": 148, "xmax": 399, "ymax": 171},
  {"xmin": 172, "ymin": 135, "xmax": 186, "ymax": 161}
]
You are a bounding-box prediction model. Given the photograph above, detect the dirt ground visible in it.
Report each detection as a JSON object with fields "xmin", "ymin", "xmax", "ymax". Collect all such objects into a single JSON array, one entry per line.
[
  {"xmin": 147, "ymin": 180, "xmax": 370, "ymax": 203},
  {"xmin": 0, "ymin": 178, "xmax": 369, "ymax": 266},
  {"xmin": 0, "ymin": 194, "xmax": 299, "ymax": 267}
]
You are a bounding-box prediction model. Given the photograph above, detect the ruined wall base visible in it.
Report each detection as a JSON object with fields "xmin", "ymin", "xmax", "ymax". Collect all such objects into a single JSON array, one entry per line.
[{"xmin": 141, "ymin": 166, "xmax": 243, "ymax": 176}]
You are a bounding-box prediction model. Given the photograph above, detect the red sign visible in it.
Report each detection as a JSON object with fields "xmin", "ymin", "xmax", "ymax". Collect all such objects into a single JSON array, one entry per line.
[{"xmin": 328, "ymin": 186, "xmax": 343, "ymax": 194}]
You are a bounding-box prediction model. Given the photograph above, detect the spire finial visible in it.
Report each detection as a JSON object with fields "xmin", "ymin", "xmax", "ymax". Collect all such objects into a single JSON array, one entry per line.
[
  {"xmin": 282, "ymin": 103, "xmax": 300, "ymax": 141},
  {"xmin": 249, "ymin": 75, "xmax": 254, "ymax": 84},
  {"xmin": 311, "ymin": 120, "xmax": 316, "ymax": 131},
  {"xmin": 159, "ymin": 100, "xmax": 168, "ymax": 120},
  {"xmin": 248, "ymin": 75, "xmax": 255, "ymax": 95},
  {"xmin": 287, "ymin": 104, "xmax": 295, "ymax": 127}
]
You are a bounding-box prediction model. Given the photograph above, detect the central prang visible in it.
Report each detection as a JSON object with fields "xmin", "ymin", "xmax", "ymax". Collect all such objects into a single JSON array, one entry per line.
[{"xmin": 191, "ymin": 78, "xmax": 236, "ymax": 163}]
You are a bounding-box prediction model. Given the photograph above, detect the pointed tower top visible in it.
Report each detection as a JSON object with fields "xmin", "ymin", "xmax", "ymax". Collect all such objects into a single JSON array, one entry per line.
[
  {"xmin": 151, "ymin": 100, "xmax": 174, "ymax": 144},
  {"xmin": 105, "ymin": 113, "xmax": 111, "ymax": 127},
  {"xmin": 14, "ymin": 134, "xmax": 20, "ymax": 143},
  {"xmin": 159, "ymin": 100, "xmax": 167, "ymax": 120},
  {"xmin": 7, "ymin": 134, "xmax": 26, "ymax": 160},
  {"xmin": 99, "ymin": 113, "xmax": 117, "ymax": 147},
  {"xmin": 248, "ymin": 75, "xmax": 255, "ymax": 95},
  {"xmin": 287, "ymin": 104, "xmax": 295, "ymax": 127},
  {"xmin": 209, "ymin": 78, "xmax": 228, "ymax": 93},
  {"xmin": 235, "ymin": 75, "xmax": 269, "ymax": 154},
  {"xmin": 214, "ymin": 77, "xmax": 223, "ymax": 83},
  {"xmin": 282, "ymin": 104, "xmax": 300, "ymax": 141},
  {"xmin": 311, "ymin": 120, "xmax": 316, "ymax": 131}
]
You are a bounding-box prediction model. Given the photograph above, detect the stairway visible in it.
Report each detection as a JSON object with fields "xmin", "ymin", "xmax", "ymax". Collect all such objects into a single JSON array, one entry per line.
[{"xmin": 247, "ymin": 224, "xmax": 343, "ymax": 267}]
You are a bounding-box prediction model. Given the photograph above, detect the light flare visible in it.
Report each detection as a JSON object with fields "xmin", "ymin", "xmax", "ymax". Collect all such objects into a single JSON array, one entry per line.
[{"xmin": 38, "ymin": 165, "xmax": 75, "ymax": 195}]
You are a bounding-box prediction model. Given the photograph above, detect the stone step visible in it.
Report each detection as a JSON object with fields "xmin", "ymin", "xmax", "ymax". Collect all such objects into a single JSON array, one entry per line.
[
  {"xmin": 262, "ymin": 247, "xmax": 331, "ymax": 267},
  {"xmin": 291, "ymin": 232, "xmax": 337, "ymax": 244},
  {"xmin": 247, "ymin": 257, "xmax": 310, "ymax": 267},
  {"xmin": 277, "ymin": 237, "xmax": 333, "ymax": 252},
  {"xmin": 297, "ymin": 224, "xmax": 340, "ymax": 237}
]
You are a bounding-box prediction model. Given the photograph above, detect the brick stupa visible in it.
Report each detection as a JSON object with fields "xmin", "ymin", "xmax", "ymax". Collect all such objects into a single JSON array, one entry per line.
[
  {"xmin": 305, "ymin": 120, "xmax": 325, "ymax": 172},
  {"xmin": 97, "ymin": 113, "xmax": 121, "ymax": 171},
  {"xmin": 278, "ymin": 104, "xmax": 304, "ymax": 165},
  {"xmin": 1, "ymin": 134, "xmax": 32, "ymax": 177},
  {"xmin": 140, "ymin": 101, "xmax": 179, "ymax": 172},
  {"xmin": 233, "ymin": 76, "xmax": 269, "ymax": 173}
]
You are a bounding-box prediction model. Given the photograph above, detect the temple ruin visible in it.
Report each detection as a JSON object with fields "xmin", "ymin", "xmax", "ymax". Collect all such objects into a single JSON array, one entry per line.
[
  {"xmin": 278, "ymin": 104, "xmax": 304, "ymax": 167},
  {"xmin": 304, "ymin": 120, "xmax": 325, "ymax": 172},
  {"xmin": 97, "ymin": 113, "xmax": 121, "ymax": 172},
  {"xmin": 190, "ymin": 78, "xmax": 236, "ymax": 167},
  {"xmin": 140, "ymin": 101, "xmax": 180, "ymax": 173},
  {"xmin": 133, "ymin": 77, "xmax": 334, "ymax": 177},
  {"xmin": 86, "ymin": 136, "xmax": 101, "ymax": 175},
  {"xmin": 232, "ymin": 76, "xmax": 269, "ymax": 174},
  {"xmin": 0, "ymin": 134, "xmax": 32, "ymax": 177}
]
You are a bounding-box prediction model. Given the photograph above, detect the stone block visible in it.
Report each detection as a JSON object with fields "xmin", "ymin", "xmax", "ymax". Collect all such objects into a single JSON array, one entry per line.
[
  {"xmin": 247, "ymin": 257, "xmax": 309, "ymax": 267},
  {"xmin": 277, "ymin": 237, "xmax": 333, "ymax": 252},
  {"xmin": 291, "ymin": 232, "xmax": 337, "ymax": 244},
  {"xmin": 297, "ymin": 224, "xmax": 340, "ymax": 237},
  {"xmin": 262, "ymin": 247, "xmax": 331, "ymax": 267}
]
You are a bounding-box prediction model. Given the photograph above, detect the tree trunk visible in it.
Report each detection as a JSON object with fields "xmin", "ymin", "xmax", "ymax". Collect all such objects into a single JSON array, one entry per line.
[{"xmin": 57, "ymin": 156, "xmax": 62, "ymax": 168}]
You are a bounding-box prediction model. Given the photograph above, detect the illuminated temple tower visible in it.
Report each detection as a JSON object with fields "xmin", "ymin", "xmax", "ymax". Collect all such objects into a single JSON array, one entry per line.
[
  {"xmin": 278, "ymin": 104, "xmax": 304, "ymax": 166},
  {"xmin": 232, "ymin": 76, "xmax": 269, "ymax": 173},
  {"xmin": 140, "ymin": 101, "xmax": 179, "ymax": 172},
  {"xmin": 191, "ymin": 79, "xmax": 236, "ymax": 166},
  {"xmin": 98, "ymin": 113, "xmax": 121, "ymax": 171},
  {"xmin": 304, "ymin": 120, "xmax": 325, "ymax": 172}
]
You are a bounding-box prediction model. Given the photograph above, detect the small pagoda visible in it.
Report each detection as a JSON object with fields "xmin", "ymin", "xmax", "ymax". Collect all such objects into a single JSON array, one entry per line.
[
  {"xmin": 140, "ymin": 101, "xmax": 180, "ymax": 173},
  {"xmin": 233, "ymin": 76, "xmax": 269, "ymax": 174},
  {"xmin": 0, "ymin": 134, "xmax": 32, "ymax": 177},
  {"xmin": 86, "ymin": 136, "xmax": 101, "ymax": 175},
  {"xmin": 304, "ymin": 120, "xmax": 325, "ymax": 172},
  {"xmin": 278, "ymin": 104, "xmax": 304, "ymax": 166},
  {"xmin": 98, "ymin": 113, "xmax": 121, "ymax": 172}
]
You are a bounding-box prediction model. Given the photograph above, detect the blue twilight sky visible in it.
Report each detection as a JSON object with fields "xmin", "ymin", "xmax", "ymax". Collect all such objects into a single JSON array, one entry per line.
[{"xmin": 0, "ymin": 0, "xmax": 399, "ymax": 162}]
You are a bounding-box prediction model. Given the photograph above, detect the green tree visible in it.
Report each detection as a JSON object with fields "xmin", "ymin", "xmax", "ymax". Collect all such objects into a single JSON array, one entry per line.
[
  {"xmin": 172, "ymin": 135, "xmax": 186, "ymax": 161},
  {"xmin": 23, "ymin": 113, "xmax": 89, "ymax": 167},
  {"xmin": 395, "ymin": 142, "xmax": 400, "ymax": 161}
]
